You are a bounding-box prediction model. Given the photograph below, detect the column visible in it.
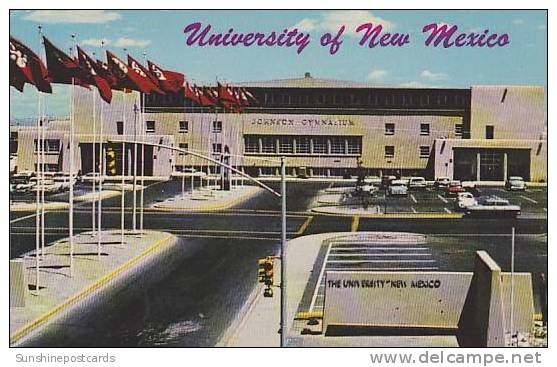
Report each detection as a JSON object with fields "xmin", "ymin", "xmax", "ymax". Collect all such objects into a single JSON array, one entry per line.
[
  {"xmin": 476, "ymin": 152, "xmax": 481, "ymax": 181},
  {"xmin": 503, "ymin": 152, "xmax": 508, "ymax": 182}
]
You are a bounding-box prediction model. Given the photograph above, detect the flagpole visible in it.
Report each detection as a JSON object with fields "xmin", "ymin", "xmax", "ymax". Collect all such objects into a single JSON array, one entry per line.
[
  {"xmin": 139, "ymin": 51, "xmax": 146, "ymax": 235},
  {"xmin": 69, "ymin": 34, "xmax": 77, "ymax": 277},
  {"xmin": 121, "ymin": 101, "xmax": 126, "ymax": 247},
  {"xmin": 92, "ymin": 84, "xmax": 97, "ymax": 236},
  {"xmin": 40, "ymin": 103, "xmax": 45, "ymax": 259},
  {"xmin": 132, "ymin": 102, "xmax": 138, "ymax": 233},
  {"xmin": 34, "ymin": 26, "xmax": 43, "ymax": 294},
  {"xmin": 97, "ymin": 51, "xmax": 104, "ymax": 257}
]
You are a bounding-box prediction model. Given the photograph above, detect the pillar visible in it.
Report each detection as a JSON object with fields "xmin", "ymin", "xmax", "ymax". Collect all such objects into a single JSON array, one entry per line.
[
  {"xmin": 476, "ymin": 152, "xmax": 481, "ymax": 182},
  {"xmin": 503, "ymin": 152, "xmax": 508, "ymax": 181}
]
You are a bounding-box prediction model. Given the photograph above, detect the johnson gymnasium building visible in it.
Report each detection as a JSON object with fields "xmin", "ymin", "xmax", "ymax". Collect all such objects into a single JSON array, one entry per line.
[{"xmin": 15, "ymin": 72, "xmax": 547, "ymax": 182}]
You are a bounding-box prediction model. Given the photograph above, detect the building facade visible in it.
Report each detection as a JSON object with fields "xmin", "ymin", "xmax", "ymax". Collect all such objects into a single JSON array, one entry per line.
[{"xmin": 15, "ymin": 73, "xmax": 547, "ymax": 182}]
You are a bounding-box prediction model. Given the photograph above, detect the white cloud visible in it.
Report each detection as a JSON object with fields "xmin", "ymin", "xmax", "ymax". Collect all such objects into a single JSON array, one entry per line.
[
  {"xmin": 81, "ymin": 38, "xmax": 112, "ymax": 47},
  {"xmin": 367, "ymin": 69, "xmax": 388, "ymax": 81},
  {"xmin": 113, "ymin": 38, "xmax": 151, "ymax": 48},
  {"xmin": 420, "ymin": 70, "xmax": 448, "ymax": 81},
  {"xmin": 295, "ymin": 10, "xmax": 394, "ymax": 36},
  {"xmin": 23, "ymin": 10, "xmax": 121, "ymax": 24},
  {"xmin": 512, "ymin": 19, "xmax": 524, "ymax": 25}
]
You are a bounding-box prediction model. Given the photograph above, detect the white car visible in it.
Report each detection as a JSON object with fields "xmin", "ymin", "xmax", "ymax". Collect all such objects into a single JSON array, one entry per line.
[
  {"xmin": 454, "ymin": 192, "xmax": 477, "ymax": 210},
  {"xmin": 505, "ymin": 176, "xmax": 527, "ymax": 191},
  {"xmin": 387, "ymin": 180, "xmax": 408, "ymax": 196},
  {"xmin": 408, "ymin": 177, "xmax": 427, "ymax": 190},
  {"xmin": 434, "ymin": 177, "xmax": 451, "ymax": 189},
  {"xmin": 465, "ymin": 196, "xmax": 521, "ymax": 218}
]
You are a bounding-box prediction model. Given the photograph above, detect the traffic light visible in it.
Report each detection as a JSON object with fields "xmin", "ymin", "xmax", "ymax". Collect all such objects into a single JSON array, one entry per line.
[
  {"xmin": 106, "ymin": 147, "xmax": 117, "ymax": 176},
  {"xmin": 257, "ymin": 257, "xmax": 274, "ymax": 286}
]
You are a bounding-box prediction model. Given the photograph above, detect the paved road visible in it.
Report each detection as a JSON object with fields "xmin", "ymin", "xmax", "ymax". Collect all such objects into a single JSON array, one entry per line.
[{"xmin": 9, "ymin": 180, "xmax": 548, "ymax": 346}]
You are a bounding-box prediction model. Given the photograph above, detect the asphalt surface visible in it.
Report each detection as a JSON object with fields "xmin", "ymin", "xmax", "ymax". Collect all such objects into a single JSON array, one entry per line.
[{"xmin": 9, "ymin": 180, "xmax": 548, "ymax": 346}]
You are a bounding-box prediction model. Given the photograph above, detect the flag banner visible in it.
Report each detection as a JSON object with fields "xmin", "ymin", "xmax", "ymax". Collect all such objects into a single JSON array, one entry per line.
[
  {"xmin": 9, "ymin": 36, "xmax": 52, "ymax": 93},
  {"xmin": 184, "ymin": 82, "xmax": 201, "ymax": 104},
  {"xmin": 96, "ymin": 59, "xmax": 119, "ymax": 89},
  {"xmin": 148, "ymin": 60, "xmax": 185, "ymax": 93},
  {"xmin": 43, "ymin": 36, "xmax": 89, "ymax": 88},
  {"xmin": 127, "ymin": 55, "xmax": 165, "ymax": 95},
  {"xmin": 77, "ymin": 46, "xmax": 112, "ymax": 103}
]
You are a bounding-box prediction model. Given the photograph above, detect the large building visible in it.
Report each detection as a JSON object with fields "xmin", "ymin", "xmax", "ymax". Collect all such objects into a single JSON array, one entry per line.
[{"xmin": 15, "ymin": 73, "xmax": 547, "ymax": 182}]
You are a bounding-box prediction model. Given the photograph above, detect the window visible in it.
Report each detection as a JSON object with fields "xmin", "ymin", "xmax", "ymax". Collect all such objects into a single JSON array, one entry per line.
[
  {"xmin": 245, "ymin": 136, "xmax": 259, "ymax": 153},
  {"xmin": 34, "ymin": 139, "xmax": 60, "ymax": 154},
  {"xmin": 212, "ymin": 143, "xmax": 222, "ymax": 153},
  {"xmin": 278, "ymin": 136, "xmax": 293, "ymax": 154},
  {"xmin": 347, "ymin": 137, "xmax": 362, "ymax": 155},
  {"xmin": 455, "ymin": 124, "xmax": 463, "ymax": 137},
  {"xmin": 146, "ymin": 121, "xmax": 155, "ymax": 134},
  {"xmin": 420, "ymin": 123, "xmax": 430, "ymax": 136},
  {"xmin": 419, "ymin": 146, "xmax": 430, "ymax": 158},
  {"xmin": 34, "ymin": 163, "xmax": 58, "ymax": 172},
  {"xmin": 385, "ymin": 123, "xmax": 395, "ymax": 135},
  {"xmin": 179, "ymin": 121, "xmax": 189, "ymax": 133},
  {"xmin": 312, "ymin": 137, "xmax": 328, "ymax": 154},
  {"xmin": 486, "ymin": 125, "xmax": 494, "ymax": 139},
  {"xmin": 385, "ymin": 146, "xmax": 395, "ymax": 158},
  {"xmin": 212, "ymin": 120, "xmax": 222, "ymax": 133},
  {"xmin": 296, "ymin": 137, "xmax": 311, "ymax": 154},
  {"xmin": 330, "ymin": 137, "xmax": 346, "ymax": 154},
  {"xmin": 178, "ymin": 143, "xmax": 188, "ymax": 155},
  {"xmin": 261, "ymin": 137, "xmax": 276, "ymax": 154},
  {"xmin": 116, "ymin": 121, "xmax": 123, "ymax": 135}
]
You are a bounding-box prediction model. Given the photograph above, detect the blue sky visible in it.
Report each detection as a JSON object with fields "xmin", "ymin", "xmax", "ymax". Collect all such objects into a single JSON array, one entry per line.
[{"xmin": 10, "ymin": 10, "xmax": 547, "ymax": 120}]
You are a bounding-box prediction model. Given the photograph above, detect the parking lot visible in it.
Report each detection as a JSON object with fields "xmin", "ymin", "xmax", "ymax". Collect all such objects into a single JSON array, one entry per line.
[{"xmin": 325, "ymin": 184, "xmax": 547, "ymax": 216}]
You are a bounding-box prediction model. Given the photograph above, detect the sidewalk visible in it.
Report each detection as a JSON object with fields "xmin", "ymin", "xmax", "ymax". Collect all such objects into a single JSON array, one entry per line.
[{"xmin": 152, "ymin": 185, "xmax": 263, "ymax": 212}]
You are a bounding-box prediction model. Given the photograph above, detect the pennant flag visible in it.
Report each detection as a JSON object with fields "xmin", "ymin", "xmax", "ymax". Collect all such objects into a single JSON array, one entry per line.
[
  {"xmin": 199, "ymin": 86, "xmax": 217, "ymax": 106},
  {"xmin": 106, "ymin": 50, "xmax": 142, "ymax": 92},
  {"xmin": 9, "ymin": 36, "xmax": 52, "ymax": 93},
  {"xmin": 147, "ymin": 60, "xmax": 185, "ymax": 94},
  {"xmin": 43, "ymin": 36, "xmax": 89, "ymax": 88},
  {"xmin": 184, "ymin": 82, "xmax": 201, "ymax": 104},
  {"xmin": 217, "ymin": 82, "xmax": 237, "ymax": 103},
  {"xmin": 96, "ymin": 59, "xmax": 118, "ymax": 88},
  {"xmin": 77, "ymin": 46, "xmax": 112, "ymax": 103},
  {"xmin": 127, "ymin": 55, "xmax": 165, "ymax": 95},
  {"xmin": 241, "ymin": 87, "xmax": 258, "ymax": 104}
]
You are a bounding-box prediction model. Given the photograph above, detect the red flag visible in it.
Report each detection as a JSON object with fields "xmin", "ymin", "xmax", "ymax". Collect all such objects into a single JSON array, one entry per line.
[
  {"xmin": 9, "ymin": 36, "xmax": 52, "ymax": 93},
  {"xmin": 147, "ymin": 60, "xmax": 184, "ymax": 94},
  {"xmin": 242, "ymin": 88, "xmax": 258, "ymax": 104},
  {"xmin": 96, "ymin": 59, "xmax": 118, "ymax": 88},
  {"xmin": 107, "ymin": 51, "xmax": 158, "ymax": 94},
  {"xmin": 127, "ymin": 55, "xmax": 165, "ymax": 95},
  {"xmin": 199, "ymin": 87, "xmax": 217, "ymax": 106},
  {"xmin": 77, "ymin": 46, "xmax": 112, "ymax": 103},
  {"xmin": 217, "ymin": 82, "xmax": 236, "ymax": 103},
  {"xmin": 43, "ymin": 36, "xmax": 89, "ymax": 88},
  {"xmin": 184, "ymin": 82, "xmax": 201, "ymax": 104}
]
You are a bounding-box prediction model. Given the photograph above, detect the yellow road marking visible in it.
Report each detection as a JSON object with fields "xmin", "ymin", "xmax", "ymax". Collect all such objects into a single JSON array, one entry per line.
[
  {"xmin": 295, "ymin": 311, "xmax": 324, "ymax": 320},
  {"xmin": 351, "ymin": 216, "xmax": 360, "ymax": 232},
  {"xmin": 10, "ymin": 233, "xmax": 174, "ymax": 345},
  {"xmin": 296, "ymin": 216, "xmax": 314, "ymax": 235}
]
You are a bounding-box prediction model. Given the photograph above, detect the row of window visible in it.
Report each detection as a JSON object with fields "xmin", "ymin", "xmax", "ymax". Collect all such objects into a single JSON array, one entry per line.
[
  {"xmin": 244, "ymin": 135, "xmax": 362, "ymax": 156},
  {"xmin": 33, "ymin": 139, "xmax": 61, "ymax": 153},
  {"xmin": 385, "ymin": 123, "xmax": 463, "ymax": 137},
  {"xmin": 384, "ymin": 145, "xmax": 430, "ymax": 159},
  {"xmin": 114, "ymin": 120, "xmax": 222, "ymax": 135}
]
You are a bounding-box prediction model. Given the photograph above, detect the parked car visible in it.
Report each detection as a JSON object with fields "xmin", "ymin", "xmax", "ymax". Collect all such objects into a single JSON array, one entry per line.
[
  {"xmin": 465, "ymin": 196, "xmax": 521, "ymax": 218},
  {"xmin": 408, "ymin": 177, "xmax": 427, "ymax": 190},
  {"xmin": 11, "ymin": 171, "xmax": 35, "ymax": 194},
  {"xmin": 387, "ymin": 180, "xmax": 408, "ymax": 196},
  {"xmin": 434, "ymin": 176, "xmax": 451, "ymax": 189},
  {"xmin": 30, "ymin": 178, "xmax": 61, "ymax": 194},
  {"xmin": 454, "ymin": 192, "xmax": 478, "ymax": 210},
  {"xmin": 444, "ymin": 181, "xmax": 466, "ymax": 196},
  {"xmin": 505, "ymin": 176, "xmax": 527, "ymax": 191}
]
